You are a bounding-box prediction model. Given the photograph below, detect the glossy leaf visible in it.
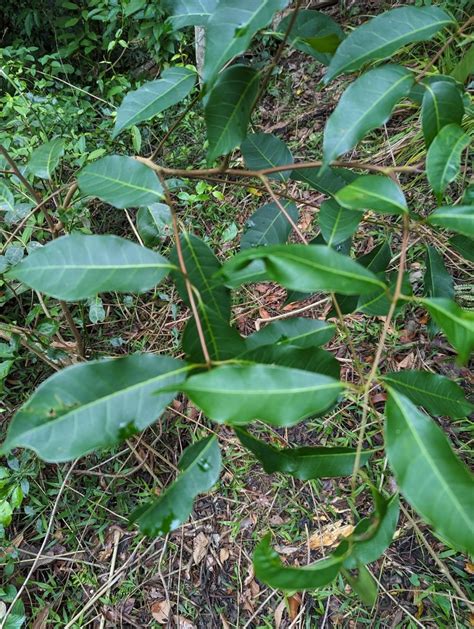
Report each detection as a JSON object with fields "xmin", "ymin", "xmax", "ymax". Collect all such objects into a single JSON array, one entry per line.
[
  {"xmin": 164, "ymin": 0, "xmax": 218, "ymax": 28},
  {"xmin": 381, "ymin": 371, "xmax": 473, "ymax": 419},
  {"xmin": 175, "ymin": 364, "xmax": 344, "ymax": 427},
  {"xmin": 385, "ymin": 390, "xmax": 474, "ymax": 554},
  {"xmin": 136, "ymin": 203, "xmax": 172, "ymax": 247},
  {"xmin": 319, "ymin": 198, "xmax": 362, "ymax": 246},
  {"xmin": 27, "ymin": 138, "xmax": 65, "ymax": 180},
  {"xmin": 292, "ymin": 166, "xmax": 357, "ymax": 196},
  {"xmin": 221, "ymin": 244, "xmax": 386, "ymax": 295},
  {"xmin": 205, "ymin": 65, "xmax": 260, "ymax": 163},
  {"xmin": 323, "ymin": 65, "xmax": 414, "ymax": 165},
  {"xmin": 428, "ymin": 205, "xmax": 474, "ymax": 238},
  {"xmin": 325, "ymin": 6, "xmax": 453, "ymax": 82},
  {"xmin": 421, "ymin": 298, "xmax": 474, "ymax": 364},
  {"xmin": 357, "ymin": 272, "xmax": 411, "ymax": 318},
  {"xmin": 242, "ymin": 345, "xmax": 340, "ymax": 379},
  {"xmin": 235, "ymin": 428, "xmax": 373, "ymax": 480},
  {"xmin": 203, "ymin": 0, "xmax": 289, "ymax": 85},
  {"xmin": 244, "ymin": 318, "xmax": 335, "ymax": 350},
  {"xmin": 254, "ymin": 534, "xmax": 344, "ymax": 590},
  {"xmin": 0, "ymin": 355, "xmax": 188, "ymax": 462},
  {"xmin": 7, "ymin": 234, "xmax": 173, "ymax": 301},
  {"xmin": 113, "ymin": 68, "xmax": 196, "ymax": 137},
  {"xmin": 241, "ymin": 201, "xmax": 298, "ymax": 250},
  {"xmin": 78, "ymin": 155, "xmax": 163, "ymax": 208},
  {"xmin": 0, "ymin": 182, "xmax": 14, "ymax": 213},
  {"xmin": 241, "ymin": 133, "xmax": 293, "ymax": 181},
  {"xmin": 130, "ymin": 436, "xmax": 221, "ymax": 536},
  {"xmin": 424, "ymin": 245, "xmax": 454, "ymax": 299},
  {"xmin": 335, "ymin": 175, "xmax": 408, "ymax": 215},
  {"xmin": 426, "ymin": 124, "xmax": 470, "ymax": 198},
  {"xmin": 421, "ymin": 79, "xmax": 464, "ymax": 147},
  {"xmin": 449, "ymin": 234, "xmax": 474, "ymax": 262}
]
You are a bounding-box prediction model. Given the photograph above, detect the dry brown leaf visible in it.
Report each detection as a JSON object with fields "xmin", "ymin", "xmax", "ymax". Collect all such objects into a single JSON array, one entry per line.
[
  {"xmin": 174, "ymin": 615, "xmax": 196, "ymax": 629},
  {"xmin": 31, "ymin": 606, "xmax": 51, "ymax": 629},
  {"xmin": 274, "ymin": 599, "xmax": 286, "ymax": 629},
  {"xmin": 397, "ymin": 352, "xmax": 415, "ymax": 370},
  {"xmin": 219, "ymin": 547, "xmax": 230, "ymax": 563},
  {"xmin": 309, "ymin": 520, "xmax": 354, "ymax": 549},
  {"xmin": 288, "ymin": 593, "xmax": 302, "ymax": 621},
  {"xmin": 259, "ymin": 307, "xmax": 270, "ymax": 319},
  {"xmin": 193, "ymin": 531, "xmax": 209, "ymax": 565},
  {"xmin": 465, "ymin": 562, "xmax": 474, "ymax": 575},
  {"xmin": 151, "ymin": 600, "xmax": 171, "ymax": 624}
]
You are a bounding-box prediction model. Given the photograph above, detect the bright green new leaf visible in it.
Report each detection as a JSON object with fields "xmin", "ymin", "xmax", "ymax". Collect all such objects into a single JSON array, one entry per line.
[
  {"xmin": 244, "ymin": 318, "xmax": 335, "ymax": 350},
  {"xmin": 450, "ymin": 234, "xmax": 474, "ymax": 262},
  {"xmin": 27, "ymin": 138, "xmax": 65, "ymax": 180},
  {"xmin": 421, "ymin": 80, "xmax": 464, "ymax": 147},
  {"xmin": 254, "ymin": 534, "xmax": 344, "ymax": 590},
  {"xmin": 421, "ymin": 298, "xmax": 474, "ymax": 364},
  {"xmin": 1, "ymin": 355, "xmax": 188, "ymax": 462},
  {"xmin": 335, "ymin": 175, "xmax": 408, "ymax": 215},
  {"xmin": 136, "ymin": 203, "xmax": 171, "ymax": 247},
  {"xmin": 426, "ymin": 124, "xmax": 470, "ymax": 198},
  {"xmin": 241, "ymin": 201, "xmax": 298, "ymax": 250},
  {"xmin": 242, "ymin": 345, "xmax": 340, "ymax": 379},
  {"xmin": 342, "ymin": 566, "xmax": 378, "ymax": 606},
  {"xmin": 205, "ymin": 65, "xmax": 260, "ymax": 163},
  {"xmin": 381, "ymin": 371, "xmax": 473, "ymax": 419},
  {"xmin": 175, "ymin": 364, "xmax": 344, "ymax": 427},
  {"xmin": 241, "ymin": 133, "xmax": 293, "ymax": 181},
  {"xmin": 221, "ymin": 244, "xmax": 387, "ymax": 295},
  {"xmin": 424, "ymin": 245, "xmax": 454, "ymax": 300},
  {"xmin": 292, "ymin": 166, "xmax": 357, "ymax": 196},
  {"xmin": 319, "ymin": 198, "xmax": 362, "ymax": 246},
  {"xmin": 385, "ymin": 390, "xmax": 474, "ymax": 554},
  {"xmin": 7, "ymin": 234, "xmax": 173, "ymax": 301},
  {"xmin": 235, "ymin": 427, "xmax": 373, "ymax": 480},
  {"xmin": 0, "ymin": 182, "xmax": 14, "ymax": 213},
  {"xmin": 203, "ymin": 0, "xmax": 289, "ymax": 85},
  {"xmin": 78, "ymin": 155, "xmax": 163, "ymax": 209},
  {"xmin": 323, "ymin": 65, "xmax": 414, "ymax": 165},
  {"xmin": 164, "ymin": 0, "xmax": 218, "ymax": 28},
  {"xmin": 113, "ymin": 67, "xmax": 196, "ymax": 137},
  {"xmin": 428, "ymin": 205, "xmax": 474, "ymax": 238},
  {"xmin": 324, "ymin": 6, "xmax": 453, "ymax": 82},
  {"xmin": 130, "ymin": 436, "xmax": 221, "ymax": 536}
]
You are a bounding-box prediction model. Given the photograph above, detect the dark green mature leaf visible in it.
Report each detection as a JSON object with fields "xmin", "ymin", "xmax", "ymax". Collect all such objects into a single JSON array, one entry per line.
[
  {"xmin": 203, "ymin": 0, "xmax": 289, "ymax": 85},
  {"xmin": 7, "ymin": 234, "xmax": 172, "ymax": 301},
  {"xmin": 335, "ymin": 175, "xmax": 408, "ymax": 215},
  {"xmin": 130, "ymin": 436, "xmax": 221, "ymax": 536},
  {"xmin": 235, "ymin": 428, "xmax": 373, "ymax": 480},
  {"xmin": 175, "ymin": 364, "xmax": 344, "ymax": 427},
  {"xmin": 276, "ymin": 10, "xmax": 344, "ymax": 64},
  {"xmin": 424, "ymin": 245, "xmax": 454, "ymax": 300},
  {"xmin": 428, "ymin": 205, "xmax": 474, "ymax": 238},
  {"xmin": 242, "ymin": 345, "xmax": 340, "ymax": 378},
  {"xmin": 221, "ymin": 244, "xmax": 386, "ymax": 295},
  {"xmin": 342, "ymin": 566, "xmax": 377, "ymax": 606},
  {"xmin": 241, "ymin": 201, "xmax": 298, "ymax": 250},
  {"xmin": 241, "ymin": 133, "xmax": 293, "ymax": 181},
  {"xmin": 113, "ymin": 67, "xmax": 196, "ymax": 137},
  {"xmin": 254, "ymin": 534, "xmax": 345, "ymax": 590},
  {"xmin": 164, "ymin": 0, "xmax": 218, "ymax": 28},
  {"xmin": 381, "ymin": 371, "xmax": 473, "ymax": 418},
  {"xmin": 136, "ymin": 203, "xmax": 172, "ymax": 247},
  {"xmin": 323, "ymin": 65, "xmax": 414, "ymax": 165},
  {"xmin": 319, "ymin": 198, "xmax": 362, "ymax": 246},
  {"xmin": 421, "ymin": 79, "xmax": 464, "ymax": 147},
  {"xmin": 356, "ymin": 272, "xmax": 411, "ymax": 317},
  {"xmin": 245, "ymin": 318, "xmax": 335, "ymax": 350},
  {"xmin": 450, "ymin": 234, "xmax": 474, "ymax": 262},
  {"xmin": 292, "ymin": 166, "xmax": 357, "ymax": 196},
  {"xmin": 0, "ymin": 355, "xmax": 188, "ymax": 462},
  {"xmin": 421, "ymin": 298, "xmax": 474, "ymax": 364},
  {"xmin": 27, "ymin": 138, "xmax": 65, "ymax": 180},
  {"xmin": 78, "ymin": 155, "xmax": 163, "ymax": 208},
  {"xmin": 451, "ymin": 44, "xmax": 474, "ymax": 84},
  {"xmin": 426, "ymin": 124, "xmax": 470, "ymax": 198},
  {"xmin": 205, "ymin": 65, "xmax": 260, "ymax": 163},
  {"xmin": 324, "ymin": 6, "xmax": 454, "ymax": 83},
  {"xmin": 385, "ymin": 390, "xmax": 474, "ymax": 554},
  {"xmin": 0, "ymin": 182, "xmax": 14, "ymax": 213}
]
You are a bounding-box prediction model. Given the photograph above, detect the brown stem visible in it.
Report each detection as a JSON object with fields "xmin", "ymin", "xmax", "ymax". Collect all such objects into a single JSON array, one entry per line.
[{"xmin": 259, "ymin": 174, "xmax": 308, "ymax": 243}]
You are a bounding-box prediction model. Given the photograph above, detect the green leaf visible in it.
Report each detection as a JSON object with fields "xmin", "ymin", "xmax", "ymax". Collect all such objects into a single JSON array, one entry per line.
[
  {"xmin": 164, "ymin": 0, "xmax": 218, "ymax": 29},
  {"xmin": 203, "ymin": 0, "xmax": 289, "ymax": 85},
  {"xmin": 136, "ymin": 203, "xmax": 171, "ymax": 247},
  {"xmin": 113, "ymin": 67, "xmax": 196, "ymax": 138},
  {"xmin": 1, "ymin": 355, "xmax": 188, "ymax": 462},
  {"xmin": 421, "ymin": 79, "xmax": 464, "ymax": 147},
  {"xmin": 205, "ymin": 65, "xmax": 260, "ymax": 163},
  {"xmin": 291, "ymin": 166, "xmax": 357, "ymax": 196},
  {"xmin": 130, "ymin": 436, "xmax": 221, "ymax": 536},
  {"xmin": 242, "ymin": 345, "xmax": 340, "ymax": 379},
  {"xmin": 27, "ymin": 138, "xmax": 65, "ymax": 180},
  {"xmin": 244, "ymin": 318, "xmax": 335, "ymax": 350},
  {"xmin": 424, "ymin": 245, "xmax": 454, "ymax": 300},
  {"xmin": 451, "ymin": 44, "xmax": 474, "ymax": 84},
  {"xmin": 324, "ymin": 6, "xmax": 454, "ymax": 82},
  {"xmin": 77, "ymin": 155, "xmax": 163, "ymax": 209},
  {"xmin": 7, "ymin": 234, "xmax": 173, "ymax": 301},
  {"xmin": 342, "ymin": 566, "xmax": 377, "ymax": 606},
  {"xmin": 357, "ymin": 271, "xmax": 410, "ymax": 317},
  {"xmin": 428, "ymin": 205, "xmax": 474, "ymax": 238},
  {"xmin": 319, "ymin": 198, "xmax": 362, "ymax": 246},
  {"xmin": 335, "ymin": 175, "xmax": 408, "ymax": 215},
  {"xmin": 323, "ymin": 65, "xmax": 414, "ymax": 165},
  {"xmin": 0, "ymin": 500, "xmax": 13, "ymax": 526},
  {"xmin": 276, "ymin": 10, "xmax": 344, "ymax": 64},
  {"xmin": 235, "ymin": 427, "xmax": 372, "ymax": 480},
  {"xmin": 385, "ymin": 390, "xmax": 474, "ymax": 554},
  {"xmin": 253, "ymin": 534, "xmax": 344, "ymax": 590},
  {"xmin": 381, "ymin": 371, "xmax": 473, "ymax": 419},
  {"xmin": 426, "ymin": 124, "xmax": 470, "ymax": 198},
  {"xmin": 221, "ymin": 244, "xmax": 387, "ymax": 295},
  {"xmin": 0, "ymin": 182, "xmax": 15, "ymax": 213},
  {"xmin": 421, "ymin": 298, "xmax": 474, "ymax": 364},
  {"xmin": 241, "ymin": 133, "xmax": 293, "ymax": 181},
  {"xmin": 449, "ymin": 234, "xmax": 474, "ymax": 262},
  {"xmin": 175, "ymin": 364, "xmax": 344, "ymax": 427},
  {"xmin": 241, "ymin": 201, "xmax": 298, "ymax": 250}
]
